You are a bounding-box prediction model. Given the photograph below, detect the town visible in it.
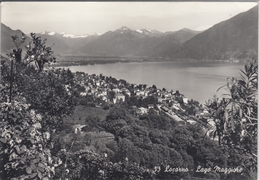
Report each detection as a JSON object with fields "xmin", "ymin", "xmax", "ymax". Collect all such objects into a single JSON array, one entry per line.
[{"xmin": 70, "ymin": 70, "xmax": 215, "ymax": 135}]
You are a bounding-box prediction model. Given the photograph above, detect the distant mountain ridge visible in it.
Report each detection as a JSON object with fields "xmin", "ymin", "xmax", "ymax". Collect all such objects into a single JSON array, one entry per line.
[
  {"xmin": 1, "ymin": 24, "xmax": 200, "ymax": 56},
  {"xmin": 170, "ymin": 5, "xmax": 258, "ymax": 60},
  {"xmin": 39, "ymin": 26, "xmax": 165, "ymax": 39},
  {"xmin": 78, "ymin": 26, "xmax": 200, "ymax": 56},
  {"xmin": 40, "ymin": 31, "xmax": 98, "ymax": 38},
  {"xmin": 1, "ymin": 5, "xmax": 258, "ymax": 60},
  {"xmin": 1, "ymin": 23, "xmax": 31, "ymax": 54}
]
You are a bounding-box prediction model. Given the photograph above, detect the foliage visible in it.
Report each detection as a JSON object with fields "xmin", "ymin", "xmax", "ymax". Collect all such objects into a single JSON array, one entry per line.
[
  {"xmin": 182, "ymin": 99, "xmax": 202, "ymax": 115},
  {"xmin": 205, "ymin": 58, "xmax": 258, "ymax": 178},
  {"xmin": 0, "ymin": 100, "xmax": 55, "ymax": 180},
  {"xmin": 54, "ymin": 149, "xmax": 155, "ymax": 180},
  {"xmin": 98, "ymin": 105, "xmax": 242, "ymax": 179},
  {"xmin": 1, "ymin": 32, "xmax": 257, "ymax": 180},
  {"xmin": 0, "ymin": 33, "xmax": 75, "ymax": 179},
  {"xmin": 1, "ymin": 33, "xmax": 77, "ymax": 130},
  {"xmin": 24, "ymin": 33, "xmax": 56, "ymax": 72},
  {"xmin": 15, "ymin": 67, "xmax": 77, "ymax": 118}
]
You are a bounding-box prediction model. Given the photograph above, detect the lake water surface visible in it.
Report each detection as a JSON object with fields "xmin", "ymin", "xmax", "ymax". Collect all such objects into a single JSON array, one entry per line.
[{"xmin": 66, "ymin": 61, "xmax": 244, "ymax": 104}]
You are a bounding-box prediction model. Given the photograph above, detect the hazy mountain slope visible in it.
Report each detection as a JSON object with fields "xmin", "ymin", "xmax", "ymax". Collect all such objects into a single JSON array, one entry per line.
[
  {"xmin": 152, "ymin": 28, "xmax": 201, "ymax": 57},
  {"xmin": 171, "ymin": 6, "xmax": 258, "ymax": 60},
  {"xmin": 37, "ymin": 32, "xmax": 100, "ymax": 55},
  {"xmin": 2, "ymin": 23, "xmax": 199, "ymax": 57},
  {"xmin": 1, "ymin": 24, "xmax": 71, "ymax": 55},
  {"xmin": 79, "ymin": 27, "xmax": 199, "ymax": 56},
  {"xmin": 1, "ymin": 23, "xmax": 31, "ymax": 54},
  {"xmin": 37, "ymin": 33, "xmax": 73, "ymax": 55},
  {"xmin": 79, "ymin": 27, "xmax": 143, "ymax": 56}
]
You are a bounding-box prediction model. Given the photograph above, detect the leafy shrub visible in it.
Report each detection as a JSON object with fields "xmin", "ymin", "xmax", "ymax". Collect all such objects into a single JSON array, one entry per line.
[
  {"xmin": 0, "ymin": 100, "xmax": 55, "ymax": 179},
  {"xmin": 103, "ymin": 105, "xmax": 110, "ymax": 110},
  {"xmin": 54, "ymin": 149, "xmax": 155, "ymax": 180},
  {"xmin": 205, "ymin": 58, "xmax": 258, "ymax": 179},
  {"xmin": 0, "ymin": 33, "xmax": 74, "ymax": 179}
]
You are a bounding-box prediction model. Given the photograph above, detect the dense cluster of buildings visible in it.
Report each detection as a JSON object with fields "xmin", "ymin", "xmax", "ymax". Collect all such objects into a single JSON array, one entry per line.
[
  {"xmin": 71, "ymin": 72, "xmax": 215, "ymax": 138},
  {"xmin": 76, "ymin": 73, "xmax": 209, "ymax": 118}
]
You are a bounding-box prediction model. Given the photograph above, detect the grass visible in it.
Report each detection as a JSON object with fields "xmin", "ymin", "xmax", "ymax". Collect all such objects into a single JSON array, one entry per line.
[{"xmin": 63, "ymin": 105, "xmax": 109, "ymax": 125}]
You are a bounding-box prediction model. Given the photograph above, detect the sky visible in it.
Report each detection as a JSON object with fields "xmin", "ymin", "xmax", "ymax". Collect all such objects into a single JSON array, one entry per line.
[{"xmin": 1, "ymin": 2, "xmax": 258, "ymax": 35}]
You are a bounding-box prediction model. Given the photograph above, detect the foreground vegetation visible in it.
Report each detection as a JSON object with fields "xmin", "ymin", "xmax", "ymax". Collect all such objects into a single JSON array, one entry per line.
[{"xmin": 0, "ymin": 33, "xmax": 257, "ymax": 179}]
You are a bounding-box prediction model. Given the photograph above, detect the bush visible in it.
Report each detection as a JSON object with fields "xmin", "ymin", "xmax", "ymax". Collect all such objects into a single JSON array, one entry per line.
[
  {"xmin": 103, "ymin": 105, "xmax": 110, "ymax": 110},
  {"xmin": 0, "ymin": 100, "xmax": 55, "ymax": 179}
]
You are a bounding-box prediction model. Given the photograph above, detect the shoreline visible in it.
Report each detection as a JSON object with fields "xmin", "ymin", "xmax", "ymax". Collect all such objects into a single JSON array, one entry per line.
[
  {"xmin": 51, "ymin": 60, "xmax": 244, "ymax": 104},
  {"xmin": 51, "ymin": 58, "xmax": 245, "ymax": 67}
]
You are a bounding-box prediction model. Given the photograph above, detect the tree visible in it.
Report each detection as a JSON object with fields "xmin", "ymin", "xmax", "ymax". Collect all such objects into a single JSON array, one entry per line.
[
  {"xmin": 0, "ymin": 100, "xmax": 56, "ymax": 180},
  {"xmin": 23, "ymin": 33, "xmax": 56, "ymax": 72},
  {"xmin": 16, "ymin": 68, "xmax": 77, "ymax": 118},
  {"xmin": 2, "ymin": 33, "xmax": 75, "ymax": 118},
  {"xmin": 175, "ymin": 90, "xmax": 181, "ymax": 96},
  {"xmin": 183, "ymin": 99, "xmax": 201, "ymax": 115},
  {"xmin": 205, "ymin": 58, "xmax": 258, "ymax": 178},
  {"xmin": 108, "ymin": 91, "xmax": 116, "ymax": 102},
  {"xmin": 0, "ymin": 33, "xmax": 76, "ymax": 179}
]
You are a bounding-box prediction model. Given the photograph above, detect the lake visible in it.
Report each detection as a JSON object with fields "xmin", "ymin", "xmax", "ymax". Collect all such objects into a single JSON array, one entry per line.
[{"xmin": 65, "ymin": 61, "xmax": 244, "ymax": 104}]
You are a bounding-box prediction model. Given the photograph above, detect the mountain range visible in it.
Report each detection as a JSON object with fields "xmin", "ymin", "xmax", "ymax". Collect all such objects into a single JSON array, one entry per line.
[
  {"xmin": 1, "ymin": 5, "xmax": 258, "ymax": 60},
  {"xmin": 171, "ymin": 5, "xmax": 258, "ymax": 60}
]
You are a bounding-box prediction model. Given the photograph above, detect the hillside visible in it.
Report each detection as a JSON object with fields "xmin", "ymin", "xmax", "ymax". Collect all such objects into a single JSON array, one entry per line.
[
  {"xmin": 35, "ymin": 26, "xmax": 199, "ymax": 56},
  {"xmin": 79, "ymin": 27, "xmax": 200, "ymax": 56},
  {"xmin": 1, "ymin": 24, "xmax": 199, "ymax": 57},
  {"xmin": 1, "ymin": 23, "xmax": 31, "ymax": 54},
  {"xmin": 36, "ymin": 32, "xmax": 100, "ymax": 55},
  {"xmin": 170, "ymin": 5, "xmax": 258, "ymax": 60},
  {"xmin": 0, "ymin": 38, "xmax": 257, "ymax": 179}
]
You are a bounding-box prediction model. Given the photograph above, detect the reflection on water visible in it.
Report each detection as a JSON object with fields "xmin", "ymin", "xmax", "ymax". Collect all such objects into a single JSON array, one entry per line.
[{"xmin": 66, "ymin": 61, "xmax": 244, "ymax": 104}]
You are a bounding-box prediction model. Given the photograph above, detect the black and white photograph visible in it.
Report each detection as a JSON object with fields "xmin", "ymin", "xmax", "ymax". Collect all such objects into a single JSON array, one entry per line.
[{"xmin": 0, "ymin": 2, "xmax": 258, "ymax": 180}]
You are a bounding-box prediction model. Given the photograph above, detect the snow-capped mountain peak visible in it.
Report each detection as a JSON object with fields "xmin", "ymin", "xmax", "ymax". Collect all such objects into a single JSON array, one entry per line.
[
  {"xmin": 60, "ymin": 32, "xmax": 75, "ymax": 38},
  {"xmin": 135, "ymin": 29, "xmax": 161, "ymax": 35},
  {"xmin": 40, "ymin": 31, "xmax": 56, "ymax": 36},
  {"xmin": 61, "ymin": 32, "xmax": 89, "ymax": 38},
  {"xmin": 135, "ymin": 29, "xmax": 142, "ymax": 33},
  {"xmin": 40, "ymin": 31, "xmax": 99, "ymax": 38},
  {"xmin": 114, "ymin": 26, "xmax": 133, "ymax": 34},
  {"xmin": 48, "ymin": 31, "xmax": 56, "ymax": 35}
]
